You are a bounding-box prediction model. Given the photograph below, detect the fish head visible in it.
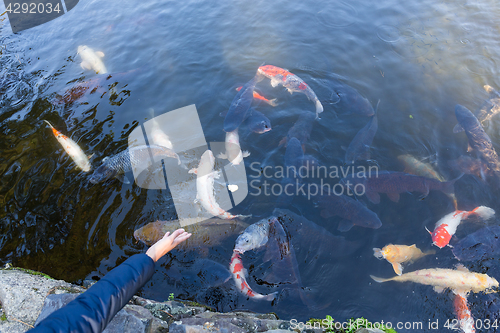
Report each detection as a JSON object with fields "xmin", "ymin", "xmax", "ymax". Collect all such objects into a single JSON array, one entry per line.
[
  {"xmin": 380, "ymin": 245, "xmax": 397, "ymax": 260},
  {"xmin": 133, "ymin": 221, "xmax": 164, "ymax": 245},
  {"xmin": 251, "ymin": 119, "xmax": 272, "ymax": 134},
  {"xmin": 234, "ymin": 218, "xmax": 270, "ymax": 253},
  {"xmin": 455, "ymin": 104, "xmax": 479, "ymax": 129},
  {"xmin": 258, "ymin": 65, "xmax": 282, "ymax": 78},
  {"xmin": 431, "ymin": 225, "xmax": 452, "ymax": 248},
  {"xmin": 89, "ymin": 164, "xmax": 117, "ymax": 184},
  {"xmin": 77, "ymin": 45, "xmax": 88, "ymax": 54}
]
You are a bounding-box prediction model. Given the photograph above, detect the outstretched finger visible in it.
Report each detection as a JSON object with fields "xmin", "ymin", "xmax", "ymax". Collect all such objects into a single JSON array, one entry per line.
[
  {"xmin": 173, "ymin": 232, "xmax": 191, "ymax": 246},
  {"xmin": 169, "ymin": 228, "xmax": 185, "ymax": 239}
]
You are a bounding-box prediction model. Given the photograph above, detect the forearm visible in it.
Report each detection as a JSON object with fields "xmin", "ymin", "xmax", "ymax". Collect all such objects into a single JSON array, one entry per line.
[{"xmin": 29, "ymin": 254, "xmax": 155, "ymax": 333}]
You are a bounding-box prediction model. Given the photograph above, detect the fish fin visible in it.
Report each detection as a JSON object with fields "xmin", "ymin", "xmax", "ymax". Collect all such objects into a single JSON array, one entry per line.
[
  {"xmin": 337, "ymin": 219, "xmax": 354, "ymax": 232},
  {"xmin": 242, "ymin": 151, "xmax": 250, "ymax": 158},
  {"xmin": 236, "ymin": 214, "xmax": 252, "ymax": 220},
  {"xmin": 96, "ymin": 51, "xmax": 105, "ymax": 57},
  {"xmin": 116, "ymin": 174, "xmax": 130, "ymax": 184},
  {"xmin": 373, "ymin": 248, "xmax": 384, "ymax": 259},
  {"xmin": 392, "ymin": 263, "xmax": 403, "ymax": 276},
  {"xmin": 188, "ymin": 167, "xmax": 197, "ymax": 174},
  {"xmin": 434, "ymin": 286, "xmax": 445, "ymax": 293},
  {"xmin": 315, "ymin": 100, "xmax": 324, "ymax": 115},
  {"xmin": 270, "ymin": 78, "xmax": 280, "ymax": 88},
  {"xmin": 409, "ymin": 244, "xmax": 417, "ymax": 248},
  {"xmin": 453, "ymin": 124, "xmax": 465, "ymax": 133},
  {"xmin": 386, "ymin": 192, "xmax": 400, "ymax": 202},
  {"xmin": 455, "ymin": 264, "xmax": 469, "ymax": 272},
  {"xmin": 81, "ymin": 61, "xmax": 92, "ymax": 70},
  {"xmin": 267, "ymin": 98, "xmax": 278, "ymax": 107},
  {"xmin": 87, "ymin": 153, "xmax": 95, "ymax": 159},
  {"xmin": 370, "ymin": 275, "xmax": 391, "ymax": 283},
  {"xmin": 425, "ymin": 226, "xmax": 432, "ymax": 235},
  {"xmin": 216, "ymin": 152, "xmax": 227, "ymax": 160},
  {"xmin": 467, "ymin": 143, "xmax": 473, "ymax": 152},
  {"xmin": 366, "ymin": 191, "xmax": 381, "ymax": 204},
  {"xmin": 418, "ymin": 190, "xmax": 429, "ymax": 201},
  {"xmin": 102, "ymin": 156, "xmax": 109, "ymax": 162},
  {"xmin": 287, "ymin": 88, "xmax": 294, "ymax": 95}
]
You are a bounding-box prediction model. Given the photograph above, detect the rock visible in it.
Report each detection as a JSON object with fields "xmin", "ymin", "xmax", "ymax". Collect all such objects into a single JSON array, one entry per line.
[
  {"xmin": 0, "ymin": 268, "xmax": 83, "ymax": 326},
  {"xmin": 34, "ymin": 294, "xmax": 168, "ymax": 333}
]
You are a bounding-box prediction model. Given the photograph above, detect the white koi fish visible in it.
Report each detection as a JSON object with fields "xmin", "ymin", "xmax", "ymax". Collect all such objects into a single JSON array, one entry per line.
[
  {"xmin": 217, "ymin": 129, "xmax": 249, "ymax": 166},
  {"xmin": 189, "ymin": 150, "xmax": 248, "ymax": 219},
  {"xmin": 427, "ymin": 206, "xmax": 495, "ymax": 248},
  {"xmin": 229, "ymin": 251, "xmax": 277, "ymax": 301},
  {"xmin": 77, "ymin": 45, "xmax": 107, "ymax": 74},
  {"xmin": 371, "ymin": 265, "xmax": 498, "ymax": 295},
  {"xmin": 43, "ymin": 120, "xmax": 91, "ymax": 172}
]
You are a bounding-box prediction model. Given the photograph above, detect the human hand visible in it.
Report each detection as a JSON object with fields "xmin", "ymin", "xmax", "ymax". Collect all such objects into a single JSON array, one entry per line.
[{"xmin": 145, "ymin": 228, "xmax": 191, "ymax": 262}]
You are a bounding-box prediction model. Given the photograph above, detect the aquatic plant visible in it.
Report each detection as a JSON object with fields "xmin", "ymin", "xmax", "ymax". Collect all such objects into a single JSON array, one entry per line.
[
  {"xmin": 168, "ymin": 293, "xmax": 174, "ymax": 301},
  {"xmin": 306, "ymin": 316, "xmax": 397, "ymax": 333}
]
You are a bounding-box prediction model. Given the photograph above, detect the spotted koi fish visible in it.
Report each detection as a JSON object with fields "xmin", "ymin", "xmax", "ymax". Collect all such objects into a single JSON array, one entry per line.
[
  {"xmin": 229, "ymin": 251, "xmax": 277, "ymax": 301},
  {"xmin": 236, "ymin": 86, "xmax": 278, "ymax": 106},
  {"xmin": 257, "ymin": 65, "xmax": 323, "ymax": 118},
  {"xmin": 43, "ymin": 120, "xmax": 91, "ymax": 172},
  {"xmin": 453, "ymin": 292, "xmax": 476, "ymax": 333},
  {"xmin": 427, "ymin": 206, "xmax": 495, "ymax": 248}
]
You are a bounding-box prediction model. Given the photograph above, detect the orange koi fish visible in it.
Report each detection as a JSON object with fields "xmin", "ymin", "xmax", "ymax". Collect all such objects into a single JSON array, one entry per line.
[
  {"xmin": 235, "ymin": 86, "xmax": 278, "ymax": 106},
  {"xmin": 257, "ymin": 65, "xmax": 323, "ymax": 118},
  {"xmin": 229, "ymin": 251, "xmax": 277, "ymax": 301},
  {"xmin": 43, "ymin": 120, "xmax": 91, "ymax": 172},
  {"xmin": 427, "ymin": 206, "xmax": 495, "ymax": 248},
  {"xmin": 453, "ymin": 292, "xmax": 476, "ymax": 333}
]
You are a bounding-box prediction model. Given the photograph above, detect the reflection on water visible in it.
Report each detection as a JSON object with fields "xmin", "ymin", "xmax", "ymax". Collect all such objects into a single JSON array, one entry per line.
[{"xmin": 1, "ymin": 0, "xmax": 500, "ymax": 329}]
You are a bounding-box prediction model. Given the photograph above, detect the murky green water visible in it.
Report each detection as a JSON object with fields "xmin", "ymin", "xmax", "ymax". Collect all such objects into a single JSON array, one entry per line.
[{"xmin": 1, "ymin": 0, "xmax": 500, "ymax": 330}]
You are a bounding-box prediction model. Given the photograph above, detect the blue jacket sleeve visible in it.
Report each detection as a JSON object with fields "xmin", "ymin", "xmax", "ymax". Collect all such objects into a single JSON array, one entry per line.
[{"xmin": 29, "ymin": 253, "xmax": 155, "ymax": 333}]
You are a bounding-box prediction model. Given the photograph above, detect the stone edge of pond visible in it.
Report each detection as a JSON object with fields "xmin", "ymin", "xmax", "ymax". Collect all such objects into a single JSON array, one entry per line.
[{"xmin": 0, "ymin": 266, "xmax": 393, "ymax": 333}]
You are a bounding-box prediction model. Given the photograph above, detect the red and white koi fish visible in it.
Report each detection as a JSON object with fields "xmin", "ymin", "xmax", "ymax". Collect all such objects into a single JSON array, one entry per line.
[
  {"xmin": 453, "ymin": 292, "xmax": 475, "ymax": 333},
  {"xmin": 217, "ymin": 129, "xmax": 249, "ymax": 166},
  {"xmin": 235, "ymin": 86, "xmax": 278, "ymax": 106},
  {"xmin": 229, "ymin": 251, "xmax": 277, "ymax": 301},
  {"xmin": 189, "ymin": 150, "xmax": 248, "ymax": 219},
  {"xmin": 257, "ymin": 65, "xmax": 323, "ymax": 118},
  {"xmin": 43, "ymin": 120, "xmax": 92, "ymax": 172},
  {"xmin": 427, "ymin": 206, "xmax": 495, "ymax": 248}
]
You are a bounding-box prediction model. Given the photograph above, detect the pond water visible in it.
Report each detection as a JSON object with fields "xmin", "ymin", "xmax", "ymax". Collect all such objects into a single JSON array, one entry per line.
[{"xmin": 1, "ymin": 0, "xmax": 500, "ymax": 331}]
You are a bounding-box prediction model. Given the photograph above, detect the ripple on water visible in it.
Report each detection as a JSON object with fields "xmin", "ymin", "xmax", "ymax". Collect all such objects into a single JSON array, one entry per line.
[
  {"xmin": 464, "ymin": 55, "xmax": 497, "ymax": 76},
  {"xmin": 376, "ymin": 24, "xmax": 401, "ymax": 43},
  {"xmin": 315, "ymin": 2, "xmax": 357, "ymax": 28},
  {"xmin": 391, "ymin": 29, "xmax": 430, "ymax": 59}
]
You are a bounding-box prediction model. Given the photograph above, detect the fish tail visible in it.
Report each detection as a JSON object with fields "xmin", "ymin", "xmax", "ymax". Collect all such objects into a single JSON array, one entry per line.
[
  {"xmin": 470, "ymin": 206, "xmax": 495, "ymax": 220},
  {"xmin": 373, "ymin": 248, "xmax": 384, "ymax": 259},
  {"xmin": 261, "ymin": 291, "xmax": 278, "ymax": 301},
  {"xmin": 236, "ymin": 214, "xmax": 252, "ymax": 220},
  {"xmin": 267, "ymin": 98, "xmax": 278, "ymax": 107},
  {"xmin": 424, "ymin": 249, "xmax": 436, "ymax": 256},
  {"xmin": 370, "ymin": 275, "xmax": 393, "ymax": 283},
  {"xmin": 442, "ymin": 173, "xmax": 464, "ymax": 194},
  {"xmin": 42, "ymin": 119, "xmax": 54, "ymax": 129}
]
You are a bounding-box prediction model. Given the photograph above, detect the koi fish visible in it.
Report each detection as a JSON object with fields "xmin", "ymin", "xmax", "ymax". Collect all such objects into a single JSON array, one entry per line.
[
  {"xmin": 370, "ymin": 265, "xmax": 499, "ymax": 294},
  {"xmin": 329, "ymin": 79, "xmax": 374, "ymax": 116},
  {"xmin": 427, "ymin": 206, "xmax": 495, "ymax": 248},
  {"xmin": 224, "ymin": 73, "xmax": 262, "ymax": 132},
  {"xmin": 455, "ymin": 104, "xmax": 500, "ymax": 175},
  {"xmin": 373, "ymin": 244, "xmax": 435, "ymax": 275},
  {"xmin": 448, "ymin": 155, "xmax": 492, "ymax": 180},
  {"xmin": 453, "ymin": 292, "xmax": 476, "ymax": 333},
  {"xmin": 89, "ymin": 145, "xmax": 180, "ymax": 184},
  {"xmin": 278, "ymin": 112, "xmax": 316, "ymax": 150},
  {"xmin": 77, "ymin": 45, "xmax": 107, "ymax": 74},
  {"xmin": 236, "ymin": 86, "xmax": 278, "ymax": 106},
  {"xmin": 342, "ymin": 170, "xmax": 461, "ymax": 204},
  {"xmin": 230, "ymin": 252, "xmax": 277, "ymax": 301},
  {"xmin": 243, "ymin": 109, "xmax": 272, "ymax": 134},
  {"xmin": 217, "ymin": 129, "xmax": 249, "ymax": 166},
  {"xmin": 43, "ymin": 120, "xmax": 91, "ymax": 172},
  {"xmin": 257, "ymin": 65, "xmax": 323, "ymax": 118},
  {"xmin": 454, "ymin": 84, "xmax": 500, "ymax": 133},
  {"xmin": 190, "ymin": 150, "xmax": 249, "ymax": 219}
]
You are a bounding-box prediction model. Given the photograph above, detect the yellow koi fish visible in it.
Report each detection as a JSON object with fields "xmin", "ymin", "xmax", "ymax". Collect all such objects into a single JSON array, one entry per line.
[{"xmin": 373, "ymin": 244, "xmax": 435, "ymax": 275}]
